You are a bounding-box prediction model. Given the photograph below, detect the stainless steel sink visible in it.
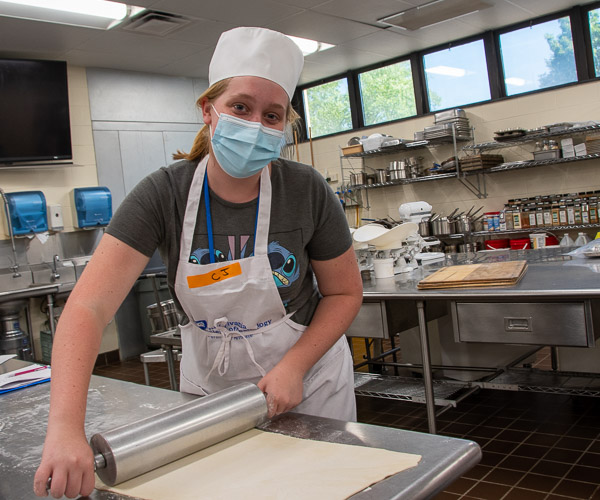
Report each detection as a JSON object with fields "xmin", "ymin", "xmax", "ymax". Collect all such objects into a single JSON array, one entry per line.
[
  {"xmin": 30, "ymin": 262, "xmax": 76, "ymax": 286},
  {"xmin": 0, "ymin": 267, "xmax": 33, "ymax": 293}
]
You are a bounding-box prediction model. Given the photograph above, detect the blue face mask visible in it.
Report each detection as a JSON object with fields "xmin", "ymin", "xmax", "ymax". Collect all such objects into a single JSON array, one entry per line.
[{"xmin": 210, "ymin": 106, "xmax": 285, "ymax": 179}]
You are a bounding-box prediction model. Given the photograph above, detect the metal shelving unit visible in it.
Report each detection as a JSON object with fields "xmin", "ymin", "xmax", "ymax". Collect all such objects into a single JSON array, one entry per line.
[
  {"xmin": 471, "ymin": 222, "xmax": 600, "ymax": 238},
  {"xmin": 354, "ymin": 372, "xmax": 470, "ymax": 407},
  {"xmin": 339, "ymin": 127, "xmax": 474, "ymax": 203},
  {"xmin": 475, "ymin": 368, "xmax": 600, "ymax": 397},
  {"xmin": 462, "ymin": 123, "xmax": 600, "ymax": 152}
]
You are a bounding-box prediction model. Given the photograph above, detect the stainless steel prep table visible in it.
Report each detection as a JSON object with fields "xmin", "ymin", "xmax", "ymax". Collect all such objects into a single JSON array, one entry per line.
[
  {"xmin": 360, "ymin": 248, "xmax": 600, "ymax": 434},
  {"xmin": 0, "ymin": 359, "xmax": 480, "ymax": 500}
]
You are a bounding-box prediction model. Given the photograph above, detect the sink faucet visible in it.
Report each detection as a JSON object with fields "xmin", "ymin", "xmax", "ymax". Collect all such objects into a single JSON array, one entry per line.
[
  {"xmin": 0, "ymin": 187, "xmax": 21, "ymax": 278},
  {"xmin": 51, "ymin": 254, "xmax": 60, "ymax": 281}
]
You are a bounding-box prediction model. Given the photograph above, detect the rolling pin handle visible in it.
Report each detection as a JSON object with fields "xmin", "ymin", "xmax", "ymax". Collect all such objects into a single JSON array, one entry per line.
[{"xmin": 94, "ymin": 452, "xmax": 107, "ymax": 471}]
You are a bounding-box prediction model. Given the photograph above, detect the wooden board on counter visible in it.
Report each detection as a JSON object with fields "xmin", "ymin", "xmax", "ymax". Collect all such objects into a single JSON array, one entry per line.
[{"xmin": 418, "ymin": 260, "xmax": 527, "ymax": 289}]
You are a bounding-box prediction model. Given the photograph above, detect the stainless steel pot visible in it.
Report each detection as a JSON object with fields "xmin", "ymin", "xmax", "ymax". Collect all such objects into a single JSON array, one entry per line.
[
  {"xmin": 389, "ymin": 169, "xmax": 408, "ymax": 181},
  {"xmin": 418, "ymin": 220, "xmax": 431, "ymax": 236},
  {"xmin": 431, "ymin": 217, "xmax": 455, "ymax": 236},
  {"xmin": 349, "ymin": 172, "xmax": 366, "ymax": 186},
  {"xmin": 375, "ymin": 169, "xmax": 388, "ymax": 183},
  {"xmin": 388, "ymin": 160, "xmax": 407, "ymax": 170},
  {"xmin": 454, "ymin": 214, "xmax": 483, "ymax": 233}
]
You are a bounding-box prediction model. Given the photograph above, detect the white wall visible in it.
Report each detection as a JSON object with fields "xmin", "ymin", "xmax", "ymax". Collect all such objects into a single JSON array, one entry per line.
[{"xmin": 297, "ymin": 80, "xmax": 600, "ymax": 232}]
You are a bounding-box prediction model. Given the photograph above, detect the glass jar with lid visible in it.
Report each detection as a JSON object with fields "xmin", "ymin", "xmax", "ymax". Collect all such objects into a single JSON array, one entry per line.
[
  {"xmin": 521, "ymin": 208, "xmax": 531, "ymax": 229},
  {"xmin": 559, "ymin": 203, "xmax": 568, "ymax": 226},
  {"xmin": 589, "ymin": 197, "xmax": 598, "ymax": 224}
]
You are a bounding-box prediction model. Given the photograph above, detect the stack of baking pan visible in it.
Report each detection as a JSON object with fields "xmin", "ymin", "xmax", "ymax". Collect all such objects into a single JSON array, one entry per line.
[{"xmin": 423, "ymin": 108, "xmax": 472, "ymax": 141}]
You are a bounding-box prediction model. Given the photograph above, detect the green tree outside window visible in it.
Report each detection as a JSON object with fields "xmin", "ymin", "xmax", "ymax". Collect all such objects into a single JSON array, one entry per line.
[
  {"xmin": 359, "ymin": 61, "xmax": 417, "ymax": 126},
  {"xmin": 303, "ymin": 79, "xmax": 352, "ymax": 138}
]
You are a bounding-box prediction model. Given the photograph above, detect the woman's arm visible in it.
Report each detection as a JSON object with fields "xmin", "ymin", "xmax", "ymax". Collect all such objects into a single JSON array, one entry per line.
[
  {"xmin": 33, "ymin": 234, "xmax": 150, "ymax": 498},
  {"xmin": 257, "ymin": 246, "xmax": 362, "ymax": 416}
]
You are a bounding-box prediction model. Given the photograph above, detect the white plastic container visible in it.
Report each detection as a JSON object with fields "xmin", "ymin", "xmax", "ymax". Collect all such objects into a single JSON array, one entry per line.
[{"xmin": 373, "ymin": 258, "xmax": 395, "ymax": 279}]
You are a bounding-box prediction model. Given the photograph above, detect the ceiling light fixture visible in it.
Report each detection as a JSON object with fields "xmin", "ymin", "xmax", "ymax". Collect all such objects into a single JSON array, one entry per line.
[
  {"xmin": 286, "ymin": 35, "xmax": 335, "ymax": 56},
  {"xmin": 0, "ymin": 0, "xmax": 145, "ymax": 29},
  {"xmin": 425, "ymin": 65, "xmax": 466, "ymax": 77},
  {"xmin": 378, "ymin": 0, "xmax": 492, "ymax": 31}
]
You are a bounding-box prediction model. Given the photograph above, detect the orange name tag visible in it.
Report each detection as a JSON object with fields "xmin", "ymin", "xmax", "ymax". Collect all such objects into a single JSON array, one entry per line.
[{"xmin": 187, "ymin": 262, "xmax": 242, "ymax": 289}]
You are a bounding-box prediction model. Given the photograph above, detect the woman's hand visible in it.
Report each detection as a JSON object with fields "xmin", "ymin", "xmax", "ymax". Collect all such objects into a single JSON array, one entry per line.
[
  {"xmin": 257, "ymin": 363, "xmax": 304, "ymax": 418},
  {"xmin": 33, "ymin": 426, "xmax": 96, "ymax": 499}
]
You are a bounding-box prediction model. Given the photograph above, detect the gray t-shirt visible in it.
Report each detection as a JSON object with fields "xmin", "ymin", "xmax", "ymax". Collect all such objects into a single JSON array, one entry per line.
[{"xmin": 106, "ymin": 158, "xmax": 352, "ymax": 325}]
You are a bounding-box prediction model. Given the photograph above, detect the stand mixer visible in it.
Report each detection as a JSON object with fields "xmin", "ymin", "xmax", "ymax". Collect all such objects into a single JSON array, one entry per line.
[{"xmin": 353, "ymin": 223, "xmax": 423, "ymax": 278}]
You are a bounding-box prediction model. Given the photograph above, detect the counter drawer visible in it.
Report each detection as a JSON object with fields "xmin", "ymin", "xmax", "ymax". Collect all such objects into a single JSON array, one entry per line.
[
  {"xmin": 345, "ymin": 301, "xmax": 389, "ymax": 339},
  {"xmin": 451, "ymin": 301, "xmax": 595, "ymax": 347}
]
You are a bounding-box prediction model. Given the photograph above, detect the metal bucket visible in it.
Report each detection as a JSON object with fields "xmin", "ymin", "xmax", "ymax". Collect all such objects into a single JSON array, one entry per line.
[{"xmin": 146, "ymin": 299, "xmax": 178, "ymax": 334}]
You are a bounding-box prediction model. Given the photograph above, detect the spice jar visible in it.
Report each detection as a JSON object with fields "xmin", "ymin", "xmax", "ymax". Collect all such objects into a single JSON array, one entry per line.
[
  {"xmin": 551, "ymin": 205, "xmax": 560, "ymax": 226},
  {"xmin": 543, "ymin": 204, "xmax": 552, "ymax": 227},
  {"xmin": 581, "ymin": 199, "xmax": 590, "ymax": 224},
  {"xmin": 513, "ymin": 206, "xmax": 522, "ymax": 230},
  {"xmin": 574, "ymin": 203, "xmax": 582, "ymax": 225},
  {"xmin": 505, "ymin": 206, "xmax": 514, "ymax": 230},
  {"xmin": 521, "ymin": 208, "xmax": 531, "ymax": 229},
  {"xmin": 567, "ymin": 201, "xmax": 576, "ymax": 225},
  {"xmin": 535, "ymin": 206, "xmax": 544, "ymax": 227},
  {"xmin": 589, "ymin": 197, "xmax": 598, "ymax": 224},
  {"xmin": 559, "ymin": 204, "xmax": 568, "ymax": 226}
]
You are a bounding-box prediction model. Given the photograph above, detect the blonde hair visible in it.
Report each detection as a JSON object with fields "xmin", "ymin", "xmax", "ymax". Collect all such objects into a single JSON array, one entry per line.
[{"xmin": 173, "ymin": 79, "xmax": 302, "ymax": 162}]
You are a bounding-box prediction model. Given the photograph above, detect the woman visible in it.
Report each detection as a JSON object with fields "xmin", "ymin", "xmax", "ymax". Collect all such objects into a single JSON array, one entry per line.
[{"xmin": 34, "ymin": 27, "xmax": 362, "ymax": 498}]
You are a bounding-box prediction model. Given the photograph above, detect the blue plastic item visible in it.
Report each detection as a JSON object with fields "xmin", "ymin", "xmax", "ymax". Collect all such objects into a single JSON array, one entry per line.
[
  {"xmin": 4, "ymin": 191, "xmax": 48, "ymax": 235},
  {"xmin": 73, "ymin": 187, "xmax": 112, "ymax": 228}
]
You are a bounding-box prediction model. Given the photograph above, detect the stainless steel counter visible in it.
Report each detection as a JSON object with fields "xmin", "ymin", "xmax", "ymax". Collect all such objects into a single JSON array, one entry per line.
[
  {"xmin": 358, "ymin": 248, "xmax": 600, "ymax": 434},
  {"xmin": 362, "ymin": 248, "xmax": 600, "ymax": 300},
  {"xmin": 0, "ymin": 359, "xmax": 480, "ymax": 500}
]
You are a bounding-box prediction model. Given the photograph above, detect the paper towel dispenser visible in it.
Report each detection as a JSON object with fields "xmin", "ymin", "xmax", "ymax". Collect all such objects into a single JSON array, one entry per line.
[
  {"xmin": 3, "ymin": 191, "xmax": 48, "ymax": 236},
  {"xmin": 72, "ymin": 187, "xmax": 112, "ymax": 229}
]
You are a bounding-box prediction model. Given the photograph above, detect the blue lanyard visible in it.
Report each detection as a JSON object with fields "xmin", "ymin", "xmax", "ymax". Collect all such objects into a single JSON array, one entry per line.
[{"xmin": 203, "ymin": 174, "xmax": 260, "ymax": 264}]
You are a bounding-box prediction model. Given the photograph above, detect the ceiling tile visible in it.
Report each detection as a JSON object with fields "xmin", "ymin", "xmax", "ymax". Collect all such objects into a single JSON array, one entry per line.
[
  {"xmin": 157, "ymin": 47, "xmax": 214, "ymax": 79},
  {"xmin": 0, "ymin": 17, "xmax": 100, "ymax": 56},
  {"xmin": 311, "ymin": 0, "xmax": 414, "ymax": 25},
  {"xmin": 274, "ymin": 0, "xmax": 330, "ymax": 8},
  {"xmin": 342, "ymin": 30, "xmax": 422, "ymax": 59},
  {"xmin": 148, "ymin": 0, "xmax": 302, "ymax": 26},
  {"xmin": 268, "ymin": 10, "xmax": 380, "ymax": 45},
  {"xmin": 305, "ymin": 45, "xmax": 391, "ymax": 73},
  {"xmin": 164, "ymin": 18, "xmax": 237, "ymax": 45},
  {"xmin": 75, "ymin": 31, "xmax": 205, "ymax": 60}
]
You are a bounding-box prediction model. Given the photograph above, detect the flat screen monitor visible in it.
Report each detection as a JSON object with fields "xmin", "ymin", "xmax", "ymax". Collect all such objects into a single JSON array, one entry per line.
[{"xmin": 0, "ymin": 58, "xmax": 72, "ymax": 164}]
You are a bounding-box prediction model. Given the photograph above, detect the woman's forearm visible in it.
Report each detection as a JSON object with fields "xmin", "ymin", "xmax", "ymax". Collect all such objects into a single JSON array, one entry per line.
[
  {"xmin": 278, "ymin": 292, "xmax": 362, "ymax": 376},
  {"xmin": 46, "ymin": 302, "xmax": 106, "ymax": 433}
]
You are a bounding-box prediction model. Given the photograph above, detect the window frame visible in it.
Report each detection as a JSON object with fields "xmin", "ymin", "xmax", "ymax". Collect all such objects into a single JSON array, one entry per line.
[
  {"xmin": 420, "ymin": 34, "xmax": 493, "ymax": 113},
  {"xmin": 495, "ymin": 10, "xmax": 581, "ymax": 97},
  {"xmin": 355, "ymin": 56, "xmax": 419, "ymax": 128},
  {"xmin": 294, "ymin": 72, "xmax": 356, "ymax": 141},
  {"xmin": 295, "ymin": 5, "xmax": 600, "ymax": 142}
]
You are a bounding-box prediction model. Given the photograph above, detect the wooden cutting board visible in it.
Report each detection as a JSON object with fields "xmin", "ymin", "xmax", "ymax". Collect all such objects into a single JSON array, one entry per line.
[{"xmin": 417, "ymin": 260, "xmax": 527, "ymax": 289}]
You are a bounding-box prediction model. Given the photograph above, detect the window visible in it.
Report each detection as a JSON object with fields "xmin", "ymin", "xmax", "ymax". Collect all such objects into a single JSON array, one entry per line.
[
  {"xmin": 500, "ymin": 16, "xmax": 577, "ymax": 96},
  {"xmin": 589, "ymin": 8, "xmax": 600, "ymax": 77},
  {"xmin": 302, "ymin": 78, "xmax": 352, "ymax": 138},
  {"xmin": 358, "ymin": 60, "xmax": 417, "ymax": 126},
  {"xmin": 423, "ymin": 39, "xmax": 491, "ymax": 112}
]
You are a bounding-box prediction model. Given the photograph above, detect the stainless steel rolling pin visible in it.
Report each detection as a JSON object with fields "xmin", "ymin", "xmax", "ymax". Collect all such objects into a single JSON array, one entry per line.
[{"xmin": 90, "ymin": 382, "xmax": 267, "ymax": 486}]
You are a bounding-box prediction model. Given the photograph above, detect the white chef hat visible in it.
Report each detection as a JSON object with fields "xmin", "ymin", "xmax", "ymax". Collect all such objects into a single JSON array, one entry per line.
[{"xmin": 209, "ymin": 27, "xmax": 304, "ymax": 100}]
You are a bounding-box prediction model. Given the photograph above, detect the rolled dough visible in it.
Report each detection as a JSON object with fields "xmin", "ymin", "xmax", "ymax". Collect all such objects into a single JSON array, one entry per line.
[{"xmin": 96, "ymin": 429, "xmax": 421, "ymax": 500}]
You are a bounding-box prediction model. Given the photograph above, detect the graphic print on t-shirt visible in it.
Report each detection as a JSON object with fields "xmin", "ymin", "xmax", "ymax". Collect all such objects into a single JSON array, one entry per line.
[{"xmin": 189, "ymin": 237, "xmax": 300, "ymax": 289}]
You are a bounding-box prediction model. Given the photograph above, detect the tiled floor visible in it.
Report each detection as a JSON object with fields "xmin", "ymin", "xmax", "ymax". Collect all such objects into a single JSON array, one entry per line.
[{"xmin": 93, "ymin": 354, "xmax": 600, "ymax": 500}]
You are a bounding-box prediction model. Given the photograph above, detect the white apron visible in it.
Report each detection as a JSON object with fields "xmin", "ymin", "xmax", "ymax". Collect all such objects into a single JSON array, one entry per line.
[{"xmin": 173, "ymin": 157, "xmax": 356, "ymax": 421}]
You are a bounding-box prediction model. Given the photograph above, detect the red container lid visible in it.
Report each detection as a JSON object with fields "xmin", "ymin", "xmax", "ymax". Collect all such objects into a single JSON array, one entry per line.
[
  {"xmin": 510, "ymin": 238, "xmax": 531, "ymax": 250},
  {"xmin": 484, "ymin": 238, "xmax": 510, "ymax": 249}
]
